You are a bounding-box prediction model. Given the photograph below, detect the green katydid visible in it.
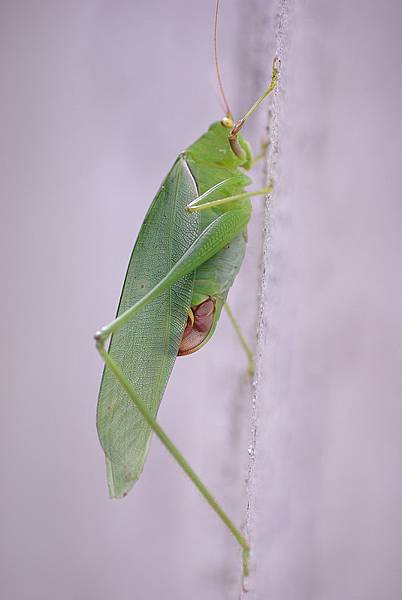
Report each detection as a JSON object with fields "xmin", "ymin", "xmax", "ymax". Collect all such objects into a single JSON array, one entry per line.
[{"xmin": 95, "ymin": 0, "xmax": 278, "ymax": 577}]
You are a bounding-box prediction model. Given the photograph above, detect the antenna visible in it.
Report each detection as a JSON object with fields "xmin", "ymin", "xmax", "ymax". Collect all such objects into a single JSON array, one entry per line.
[{"xmin": 214, "ymin": 0, "xmax": 232, "ymax": 118}]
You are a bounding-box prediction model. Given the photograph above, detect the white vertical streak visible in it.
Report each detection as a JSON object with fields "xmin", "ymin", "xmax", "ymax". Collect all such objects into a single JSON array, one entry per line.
[{"xmin": 241, "ymin": 1, "xmax": 291, "ymax": 597}]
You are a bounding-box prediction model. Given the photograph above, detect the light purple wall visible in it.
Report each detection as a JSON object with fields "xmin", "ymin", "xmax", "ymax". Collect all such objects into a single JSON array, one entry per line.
[
  {"xmin": 1, "ymin": 1, "xmax": 401, "ymax": 599},
  {"xmin": 247, "ymin": 1, "xmax": 402, "ymax": 598}
]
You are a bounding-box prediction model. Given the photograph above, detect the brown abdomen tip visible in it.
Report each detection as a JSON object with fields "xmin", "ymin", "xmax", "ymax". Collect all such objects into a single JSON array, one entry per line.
[{"xmin": 178, "ymin": 298, "xmax": 215, "ymax": 356}]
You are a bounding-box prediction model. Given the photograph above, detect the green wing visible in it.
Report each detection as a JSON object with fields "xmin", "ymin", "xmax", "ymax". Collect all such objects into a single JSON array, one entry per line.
[{"xmin": 97, "ymin": 156, "xmax": 199, "ymax": 498}]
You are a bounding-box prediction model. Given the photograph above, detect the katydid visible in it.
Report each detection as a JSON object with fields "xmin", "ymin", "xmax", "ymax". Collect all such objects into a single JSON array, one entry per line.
[{"xmin": 95, "ymin": 0, "xmax": 278, "ymax": 577}]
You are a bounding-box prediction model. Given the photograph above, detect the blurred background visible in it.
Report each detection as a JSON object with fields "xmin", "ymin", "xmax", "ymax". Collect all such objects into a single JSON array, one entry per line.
[{"xmin": 0, "ymin": 1, "xmax": 401, "ymax": 599}]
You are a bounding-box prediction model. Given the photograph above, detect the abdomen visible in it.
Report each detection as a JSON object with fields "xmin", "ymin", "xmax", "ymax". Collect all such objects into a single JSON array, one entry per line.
[{"xmin": 191, "ymin": 228, "xmax": 248, "ymax": 306}]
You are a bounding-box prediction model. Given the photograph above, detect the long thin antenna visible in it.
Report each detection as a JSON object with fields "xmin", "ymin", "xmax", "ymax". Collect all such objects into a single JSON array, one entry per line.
[{"xmin": 214, "ymin": 0, "xmax": 232, "ymax": 118}]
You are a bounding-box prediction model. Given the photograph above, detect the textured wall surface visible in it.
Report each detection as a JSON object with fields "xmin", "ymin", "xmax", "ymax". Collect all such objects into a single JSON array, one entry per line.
[
  {"xmin": 1, "ymin": 1, "xmax": 401, "ymax": 599},
  {"xmin": 248, "ymin": 0, "xmax": 402, "ymax": 598}
]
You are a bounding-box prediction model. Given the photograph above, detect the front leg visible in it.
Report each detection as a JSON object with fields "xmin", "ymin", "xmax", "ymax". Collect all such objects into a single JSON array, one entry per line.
[{"xmin": 186, "ymin": 184, "xmax": 273, "ymax": 213}]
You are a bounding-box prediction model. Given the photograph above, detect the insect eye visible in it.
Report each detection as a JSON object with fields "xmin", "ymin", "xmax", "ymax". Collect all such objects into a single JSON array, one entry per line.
[{"xmin": 221, "ymin": 116, "xmax": 233, "ymax": 129}]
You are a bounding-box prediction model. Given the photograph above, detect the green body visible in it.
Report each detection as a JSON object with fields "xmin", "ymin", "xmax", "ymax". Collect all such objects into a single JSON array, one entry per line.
[
  {"xmin": 97, "ymin": 121, "xmax": 254, "ymax": 498},
  {"xmin": 186, "ymin": 122, "xmax": 252, "ymax": 342}
]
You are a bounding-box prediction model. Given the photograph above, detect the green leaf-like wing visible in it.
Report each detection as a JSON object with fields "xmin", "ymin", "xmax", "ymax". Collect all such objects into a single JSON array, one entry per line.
[{"xmin": 97, "ymin": 156, "xmax": 199, "ymax": 498}]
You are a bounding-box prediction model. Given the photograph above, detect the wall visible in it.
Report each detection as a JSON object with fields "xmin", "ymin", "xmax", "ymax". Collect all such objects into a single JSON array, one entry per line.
[{"xmin": 1, "ymin": 1, "xmax": 401, "ymax": 599}]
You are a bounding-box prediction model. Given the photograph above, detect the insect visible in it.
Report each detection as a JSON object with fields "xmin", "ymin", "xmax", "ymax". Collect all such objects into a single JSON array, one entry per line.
[{"xmin": 95, "ymin": 0, "xmax": 278, "ymax": 577}]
